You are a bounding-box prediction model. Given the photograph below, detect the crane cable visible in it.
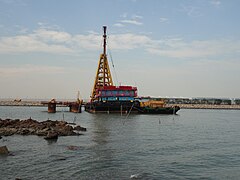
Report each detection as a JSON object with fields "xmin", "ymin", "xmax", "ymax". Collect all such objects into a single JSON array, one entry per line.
[{"xmin": 107, "ymin": 36, "xmax": 120, "ymax": 86}]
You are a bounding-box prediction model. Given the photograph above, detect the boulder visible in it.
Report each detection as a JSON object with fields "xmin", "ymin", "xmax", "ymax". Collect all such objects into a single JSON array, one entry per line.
[
  {"xmin": 0, "ymin": 118, "xmax": 86, "ymax": 137},
  {"xmin": 58, "ymin": 121, "xmax": 67, "ymax": 126},
  {"xmin": 17, "ymin": 128, "xmax": 30, "ymax": 135},
  {"xmin": 0, "ymin": 146, "xmax": 9, "ymax": 155},
  {"xmin": 0, "ymin": 120, "xmax": 3, "ymax": 128},
  {"xmin": 0, "ymin": 128, "xmax": 17, "ymax": 136},
  {"xmin": 36, "ymin": 124, "xmax": 47, "ymax": 130},
  {"xmin": 73, "ymin": 125, "xmax": 87, "ymax": 132},
  {"xmin": 56, "ymin": 125, "xmax": 75, "ymax": 136},
  {"xmin": 36, "ymin": 130, "xmax": 48, "ymax": 136},
  {"xmin": 67, "ymin": 146, "xmax": 80, "ymax": 150},
  {"xmin": 44, "ymin": 131, "xmax": 58, "ymax": 140}
]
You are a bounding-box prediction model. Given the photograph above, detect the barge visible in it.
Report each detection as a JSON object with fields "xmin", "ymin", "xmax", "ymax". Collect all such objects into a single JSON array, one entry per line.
[{"xmin": 85, "ymin": 86, "xmax": 139, "ymax": 113}]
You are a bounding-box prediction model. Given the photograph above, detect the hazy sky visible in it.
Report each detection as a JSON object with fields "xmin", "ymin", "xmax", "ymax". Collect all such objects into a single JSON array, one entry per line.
[{"xmin": 0, "ymin": 0, "xmax": 240, "ymax": 100}]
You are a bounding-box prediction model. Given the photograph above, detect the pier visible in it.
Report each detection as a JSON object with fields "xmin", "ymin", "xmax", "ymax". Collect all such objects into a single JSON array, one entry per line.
[
  {"xmin": 41, "ymin": 99, "xmax": 82, "ymax": 113},
  {"xmin": 0, "ymin": 99, "xmax": 82, "ymax": 113}
]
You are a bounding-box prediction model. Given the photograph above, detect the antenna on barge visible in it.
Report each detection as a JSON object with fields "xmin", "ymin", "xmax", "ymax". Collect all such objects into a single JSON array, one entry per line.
[{"xmin": 91, "ymin": 26, "xmax": 113, "ymax": 101}]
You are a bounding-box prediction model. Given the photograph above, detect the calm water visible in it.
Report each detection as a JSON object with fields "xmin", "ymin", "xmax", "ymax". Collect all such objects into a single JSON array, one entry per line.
[{"xmin": 0, "ymin": 106, "xmax": 240, "ymax": 180}]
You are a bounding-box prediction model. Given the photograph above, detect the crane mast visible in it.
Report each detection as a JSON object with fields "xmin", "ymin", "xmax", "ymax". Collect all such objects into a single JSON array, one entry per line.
[{"xmin": 91, "ymin": 26, "xmax": 113, "ymax": 101}]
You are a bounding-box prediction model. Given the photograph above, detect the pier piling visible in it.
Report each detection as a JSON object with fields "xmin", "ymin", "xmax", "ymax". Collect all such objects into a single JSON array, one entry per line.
[{"xmin": 48, "ymin": 102, "xmax": 56, "ymax": 113}]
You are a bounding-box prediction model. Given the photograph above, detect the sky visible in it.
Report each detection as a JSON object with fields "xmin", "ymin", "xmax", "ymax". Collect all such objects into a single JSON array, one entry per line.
[{"xmin": 0, "ymin": 0, "xmax": 240, "ymax": 100}]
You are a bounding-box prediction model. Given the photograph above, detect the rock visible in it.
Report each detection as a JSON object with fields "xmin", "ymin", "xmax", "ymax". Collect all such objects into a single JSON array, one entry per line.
[
  {"xmin": 0, "ymin": 136, "xmax": 2, "ymax": 139},
  {"xmin": 0, "ymin": 118, "xmax": 86, "ymax": 137},
  {"xmin": 0, "ymin": 146, "xmax": 9, "ymax": 155},
  {"xmin": 0, "ymin": 120, "xmax": 3, "ymax": 128},
  {"xmin": 35, "ymin": 129, "xmax": 46, "ymax": 136},
  {"xmin": 27, "ymin": 128, "xmax": 36, "ymax": 134},
  {"xmin": 73, "ymin": 125, "xmax": 87, "ymax": 132},
  {"xmin": 58, "ymin": 121, "xmax": 67, "ymax": 125},
  {"xmin": 37, "ymin": 124, "xmax": 47, "ymax": 130},
  {"xmin": 18, "ymin": 128, "xmax": 30, "ymax": 135},
  {"xmin": 56, "ymin": 125, "xmax": 75, "ymax": 136},
  {"xmin": 44, "ymin": 131, "xmax": 58, "ymax": 140},
  {"xmin": 0, "ymin": 127, "xmax": 17, "ymax": 136},
  {"xmin": 67, "ymin": 146, "xmax": 80, "ymax": 150}
]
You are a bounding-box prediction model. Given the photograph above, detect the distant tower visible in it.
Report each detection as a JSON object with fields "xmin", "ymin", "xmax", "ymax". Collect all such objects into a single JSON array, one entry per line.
[{"xmin": 91, "ymin": 26, "xmax": 113, "ymax": 101}]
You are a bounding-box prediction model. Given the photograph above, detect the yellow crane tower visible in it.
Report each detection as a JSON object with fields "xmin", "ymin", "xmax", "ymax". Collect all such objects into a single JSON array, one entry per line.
[{"xmin": 91, "ymin": 26, "xmax": 113, "ymax": 101}]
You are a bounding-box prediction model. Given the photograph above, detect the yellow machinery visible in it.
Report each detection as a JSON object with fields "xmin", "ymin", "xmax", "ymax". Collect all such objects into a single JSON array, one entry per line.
[
  {"xmin": 140, "ymin": 99, "xmax": 165, "ymax": 108},
  {"xmin": 91, "ymin": 26, "xmax": 113, "ymax": 101}
]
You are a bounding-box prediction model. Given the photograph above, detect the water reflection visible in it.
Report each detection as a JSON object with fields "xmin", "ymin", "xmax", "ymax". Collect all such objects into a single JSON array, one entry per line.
[
  {"xmin": 91, "ymin": 114, "xmax": 111, "ymax": 145},
  {"xmin": 87, "ymin": 114, "xmax": 120, "ymax": 177}
]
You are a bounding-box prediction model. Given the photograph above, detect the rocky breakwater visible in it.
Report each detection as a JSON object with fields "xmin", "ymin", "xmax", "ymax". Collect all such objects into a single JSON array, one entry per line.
[{"xmin": 0, "ymin": 118, "xmax": 86, "ymax": 138}]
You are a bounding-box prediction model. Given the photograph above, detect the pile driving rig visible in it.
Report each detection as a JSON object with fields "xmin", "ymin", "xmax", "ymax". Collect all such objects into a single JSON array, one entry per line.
[
  {"xmin": 85, "ymin": 26, "xmax": 139, "ymax": 113},
  {"xmin": 85, "ymin": 26, "xmax": 180, "ymax": 114}
]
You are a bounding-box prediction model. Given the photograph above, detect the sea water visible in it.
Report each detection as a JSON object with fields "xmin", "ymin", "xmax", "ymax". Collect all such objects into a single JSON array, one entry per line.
[{"xmin": 0, "ymin": 106, "xmax": 240, "ymax": 179}]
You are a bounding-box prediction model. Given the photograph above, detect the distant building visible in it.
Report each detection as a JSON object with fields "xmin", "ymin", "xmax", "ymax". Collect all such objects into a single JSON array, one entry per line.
[
  {"xmin": 234, "ymin": 99, "xmax": 240, "ymax": 105},
  {"xmin": 162, "ymin": 97, "xmax": 234, "ymax": 105}
]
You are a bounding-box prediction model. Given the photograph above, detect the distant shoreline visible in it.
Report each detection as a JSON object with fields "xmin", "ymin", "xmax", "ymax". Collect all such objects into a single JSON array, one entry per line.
[
  {"xmin": 0, "ymin": 100, "xmax": 240, "ymax": 110},
  {"xmin": 0, "ymin": 101, "xmax": 43, "ymax": 106},
  {"xmin": 169, "ymin": 104, "xmax": 240, "ymax": 110}
]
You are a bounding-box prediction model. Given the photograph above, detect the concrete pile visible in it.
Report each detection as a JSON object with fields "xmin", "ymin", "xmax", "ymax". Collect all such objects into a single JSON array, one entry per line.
[{"xmin": 0, "ymin": 118, "xmax": 86, "ymax": 138}]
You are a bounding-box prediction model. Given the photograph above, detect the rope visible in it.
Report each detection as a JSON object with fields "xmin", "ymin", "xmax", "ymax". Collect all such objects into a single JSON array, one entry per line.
[
  {"xmin": 123, "ymin": 103, "xmax": 134, "ymax": 125},
  {"xmin": 107, "ymin": 36, "xmax": 120, "ymax": 86}
]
